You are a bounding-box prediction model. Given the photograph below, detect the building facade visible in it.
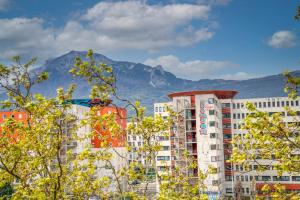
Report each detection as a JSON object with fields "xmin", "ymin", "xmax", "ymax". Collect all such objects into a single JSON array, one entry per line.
[{"xmin": 154, "ymin": 90, "xmax": 300, "ymax": 199}]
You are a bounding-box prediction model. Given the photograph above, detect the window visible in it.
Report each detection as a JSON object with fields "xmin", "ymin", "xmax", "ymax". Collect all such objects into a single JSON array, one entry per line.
[
  {"xmin": 209, "ymin": 110, "xmax": 215, "ymax": 115},
  {"xmin": 286, "ymin": 101, "xmax": 289, "ymax": 106},
  {"xmin": 133, "ymin": 136, "xmax": 136, "ymax": 140},
  {"xmin": 224, "ymin": 154, "xmax": 230, "ymax": 160},
  {"xmin": 246, "ymin": 188, "xmax": 249, "ymax": 194},
  {"xmin": 233, "ymin": 103, "xmax": 236, "ymax": 109},
  {"xmin": 222, "ymin": 103, "xmax": 230, "ymax": 108},
  {"xmin": 233, "ymin": 113, "xmax": 236, "ymax": 119},
  {"xmin": 159, "ymin": 107, "xmax": 162, "ymax": 112},
  {"xmin": 155, "ymin": 107, "xmax": 158, "ymax": 112},
  {"xmin": 277, "ymin": 101, "xmax": 280, "ymax": 107},
  {"xmin": 226, "ymin": 188, "xmax": 233, "ymax": 194},
  {"xmin": 223, "ymin": 123, "xmax": 231, "ymax": 129},
  {"xmin": 225, "ymin": 165, "xmax": 232, "ymax": 170},
  {"xmin": 268, "ymin": 102, "xmax": 271, "ymax": 107},
  {"xmin": 281, "ymin": 101, "xmax": 285, "ymax": 107},
  {"xmin": 210, "ymin": 144, "xmax": 217, "ymax": 150},
  {"xmin": 138, "ymin": 142, "xmax": 141, "ymax": 146},
  {"xmin": 208, "ymin": 98, "xmax": 215, "ymax": 104},
  {"xmin": 223, "ymin": 113, "xmax": 231, "ymax": 118},
  {"xmin": 262, "ymin": 176, "xmax": 271, "ymax": 181},
  {"xmin": 245, "ymin": 175, "xmax": 249, "ymax": 182},
  {"xmin": 272, "ymin": 101, "xmax": 275, "ymax": 107},
  {"xmin": 157, "ymin": 156, "xmax": 170, "ymax": 161},
  {"xmin": 209, "ymin": 121, "xmax": 215, "ymax": 127},
  {"xmin": 210, "ymin": 133, "xmax": 217, "ymax": 138},
  {"xmin": 225, "ymin": 176, "xmax": 233, "ymax": 181},
  {"xmin": 233, "ymin": 124, "xmax": 237, "ymax": 129},
  {"xmin": 223, "ymin": 134, "xmax": 232, "ymax": 139},
  {"xmin": 296, "ymin": 100, "xmax": 299, "ymax": 106},
  {"xmin": 127, "ymin": 136, "xmax": 130, "ymax": 140},
  {"xmin": 273, "ymin": 176, "xmax": 290, "ymax": 181},
  {"xmin": 291, "ymin": 101, "xmax": 294, "ymax": 106},
  {"xmin": 211, "ymin": 156, "xmax": 218, "ymax": 162},
  {"xmin": 241, "ymin": 113, "xmax": 245, "ymax": 119},
  {"xmin": 263, "ymin": 102, "xmax": 266, "ymax": 108},
  {"xmin": 241, "ymin": 103, "xmax": 244, "ymax": 108},
  {"xmin": 259, "ymin": 102, "xmax": 262, "ymax": 108},
  {"xmin": 254, "ymin": 102, "xmax": 257, "ymax": 107},
  {"xmin": 212, "ymin": 180, "xmax": 219, "ymax": 186},
  {"xmin": 161, "ymin": 146, "xmax": 169, "ymax": 151},
  {"xmin": 237, "ymin": 103, "xmax": 240, "ymax": 109},
  {"xmin": 237, "ymin": 113, "xmax": 241, "ymax": 119},
  {"xmin": 292, "ymin": 176, "xmax": 300, "ymax": 181}
]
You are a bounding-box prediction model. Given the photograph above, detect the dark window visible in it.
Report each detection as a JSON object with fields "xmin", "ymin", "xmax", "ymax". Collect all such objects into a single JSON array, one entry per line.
[
  {"xmin": 272, "ymin": 102, "xmax": 275, "ymax": 107},
  {"xmin": 281, "ymin": 101, "xmax": 285, "ymax": 107},
  {"xmin": 277, "ymin": 101, "xmax": 280, "ymax": 107},
  {"xmin": 224, "ymin": 134, "xmax": 232, "ymax": 139},
  {"xmin": 268, "ymin": 102, "xmax": 271, "ymax": 107},
  {"xmin": 209, "ymin": 110, "xmax": 215, "ymax": 115},
  {"xmin": 292, "ymin": 176, "xmax": 300, "ymax": 181},
  {"xmin": 296, "ymin": 100, "xmax": 299, "ymax": 106},
  {"xmin": 273, "ymin": 176, "xmax": 290, "ymax": 181},
  {"xmin": 259, "ymin": 102, "xmax": 262, "ymax": 108},
  {"xmin": 237, "ymin": 103, "xmax": 240, "ymax": 109},
  {"xmin": 233, "ymin": 113, "xmax": 236, "ymax": 119},
  {"xmin": 286, "ymin": 101, "xmax": 289, "ymax": 106},
  {"xmin": 223, "ymin": 123, "xmax": 231, "ymax": 129},
  {"xmin": 225, "ymin": 176, "xmax": 233, "ymax": 181},
  {"xmin": 209, "ymin": 121, "xmax": 216, "ymax": 127},
  {"xmin": 222, "ymin": 103, "xmax": 231, "ymax": 108},
  {"xmin": 223, "ymin": 113, "xmax": 231, "ymax": 118},
  {"xmin": 263, "ymin": 102, "xmax": 266, "ymax": 108},
  {"xmin": 210, "ymin": 133, "xmax": 217, "ymax": 138},
  {"xmin": 291, "ymin": 101, "xmax": 294, "ymax": 106},
  {"xmin": 237, "ymin": 113, "xmax": 240, "ymax": 119},
  {"xmin": 233, "ymin": 103, "xmax": 236, "ymax": 109}
]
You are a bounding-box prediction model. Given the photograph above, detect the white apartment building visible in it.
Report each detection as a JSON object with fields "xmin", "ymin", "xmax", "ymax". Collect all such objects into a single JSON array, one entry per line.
[{"xmin": 154, "ymin": 90, "xmax": 300, "ymax": 199}]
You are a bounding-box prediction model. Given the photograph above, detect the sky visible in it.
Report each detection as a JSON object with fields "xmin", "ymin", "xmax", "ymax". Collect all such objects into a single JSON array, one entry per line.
[{"xmin": 0, "ymin": 0, "xmax": 299, "ymax": 81}]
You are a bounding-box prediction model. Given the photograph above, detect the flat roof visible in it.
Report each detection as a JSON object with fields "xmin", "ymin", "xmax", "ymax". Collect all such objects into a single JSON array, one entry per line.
[{"xmin": 168, "ymin": 90, "xmax": 238, "ymax": 99}]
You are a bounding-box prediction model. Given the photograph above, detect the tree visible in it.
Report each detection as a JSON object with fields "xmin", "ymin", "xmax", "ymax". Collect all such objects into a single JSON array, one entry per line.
[
  {"xmin": 231, "ymin": 72, "xmax": 300, "ymax": 199},
  {"xmin": 0, "ymin": 50, "xmax": 209, "ymax": 199}
]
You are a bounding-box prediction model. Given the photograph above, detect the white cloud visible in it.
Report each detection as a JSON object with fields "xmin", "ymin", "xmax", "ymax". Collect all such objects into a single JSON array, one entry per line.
[
  {"xmin": 144, "ymin": 55, "xmax": 239, "ymax": 80},
  {"xmin": 0, "ymin": 1, "xmax": 216, "ymax": 60},
  {"xmin": 0, "ymin": 0, "xmax": 9, "ymax": 11},
  {"xmin": 0, "ymin": 18, "xmax": 57, "ymax": 59},
  {"xmin": 217, "ymin": 72, "xmax": 259, "ymax": 80},
  {"xmin": 267, "ymin": 30, "xmax": 297, "ymax": 48}
]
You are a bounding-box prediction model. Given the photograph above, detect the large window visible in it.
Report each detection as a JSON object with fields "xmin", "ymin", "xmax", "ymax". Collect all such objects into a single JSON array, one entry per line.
[
  {"xmin": 222, "ymin": 103, "xmax": 231, "ymax": 108},
  {"xmin": 209, "ymin": 110, "xmax": 215, "ymax": 115},
  {"xmin": 292, "ymin": 176, "xmax": 300, "ymax": 181},
  {"xmin": 157, "ymin": 156, "xmax": 170, "ymax": 161},
  {"xmin": 273, "ymin": 176, "xmax": 290, "ymax": 181},
  {"xmin": 223, "ymin": 113, "xmax": 231, "ymax": 118},
  {"xmin": 223, "ymin": 123, "xmax": 231, "ymax": 129},
  {"xmin": 209, "ymin": 121, "xmax": 216, "ymax": 127}
]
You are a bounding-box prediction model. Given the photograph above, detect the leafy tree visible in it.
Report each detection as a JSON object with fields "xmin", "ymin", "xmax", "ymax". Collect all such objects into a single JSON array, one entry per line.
[
  {"xmin": 231, "ymin": 72, "xmax": 300, "ymax": 199},
  {"xmin": 0, "ymin": 50, "xmax": 209, "ymax": 199}
]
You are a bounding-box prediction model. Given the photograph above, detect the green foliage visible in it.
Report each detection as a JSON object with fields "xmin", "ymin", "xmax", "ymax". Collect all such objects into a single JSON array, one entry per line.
[{"xmin": 232, "ymin": 72, "xmax": 300, "ymax": 198}]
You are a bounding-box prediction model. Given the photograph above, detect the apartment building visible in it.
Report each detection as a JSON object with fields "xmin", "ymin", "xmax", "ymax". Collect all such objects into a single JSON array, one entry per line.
[
  {"xmin": 0, "ymin": 99, "xmax": 128, "ymax": 193},
  {"xmin": 154, "ymin": 90, "xmax": 300, "ymax": 199},
  {"xmin": 67, "ymin": 99, "xmax": 128, "ymax": 192}
]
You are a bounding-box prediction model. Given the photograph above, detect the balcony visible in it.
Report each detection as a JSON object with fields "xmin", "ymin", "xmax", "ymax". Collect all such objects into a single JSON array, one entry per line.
[{"xmin": 186, "ymin": 136, "xmax": 196, "ymax": 143}]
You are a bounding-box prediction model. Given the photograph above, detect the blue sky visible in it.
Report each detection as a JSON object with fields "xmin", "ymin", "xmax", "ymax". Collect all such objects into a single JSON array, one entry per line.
[{"xmin": 0, "ymin": 0, "xmax": 299, "ymax": 80}]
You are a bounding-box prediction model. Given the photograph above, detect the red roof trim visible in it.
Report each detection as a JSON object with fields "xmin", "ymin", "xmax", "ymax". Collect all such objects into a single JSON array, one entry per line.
[{"xmin": 168, "ymin": 90, "xmax": 238, "ymax": 99}]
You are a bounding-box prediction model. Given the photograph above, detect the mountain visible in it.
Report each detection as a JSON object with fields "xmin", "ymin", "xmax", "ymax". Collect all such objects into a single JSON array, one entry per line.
[{"xmin": 25, "ymin": 51, "xmax": 299, "ymax": 113}]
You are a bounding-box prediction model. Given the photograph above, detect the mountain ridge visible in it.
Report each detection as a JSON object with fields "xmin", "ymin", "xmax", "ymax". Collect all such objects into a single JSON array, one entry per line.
[{"xmin": 20, "ymin": 51, "xmax": 300, "ymax": 112}]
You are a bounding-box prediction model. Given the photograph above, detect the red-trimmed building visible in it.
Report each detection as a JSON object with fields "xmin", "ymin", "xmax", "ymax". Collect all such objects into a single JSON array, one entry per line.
[{"xmin": 154, "ymin": 90, "xmax": 300, "ymax": 199}]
